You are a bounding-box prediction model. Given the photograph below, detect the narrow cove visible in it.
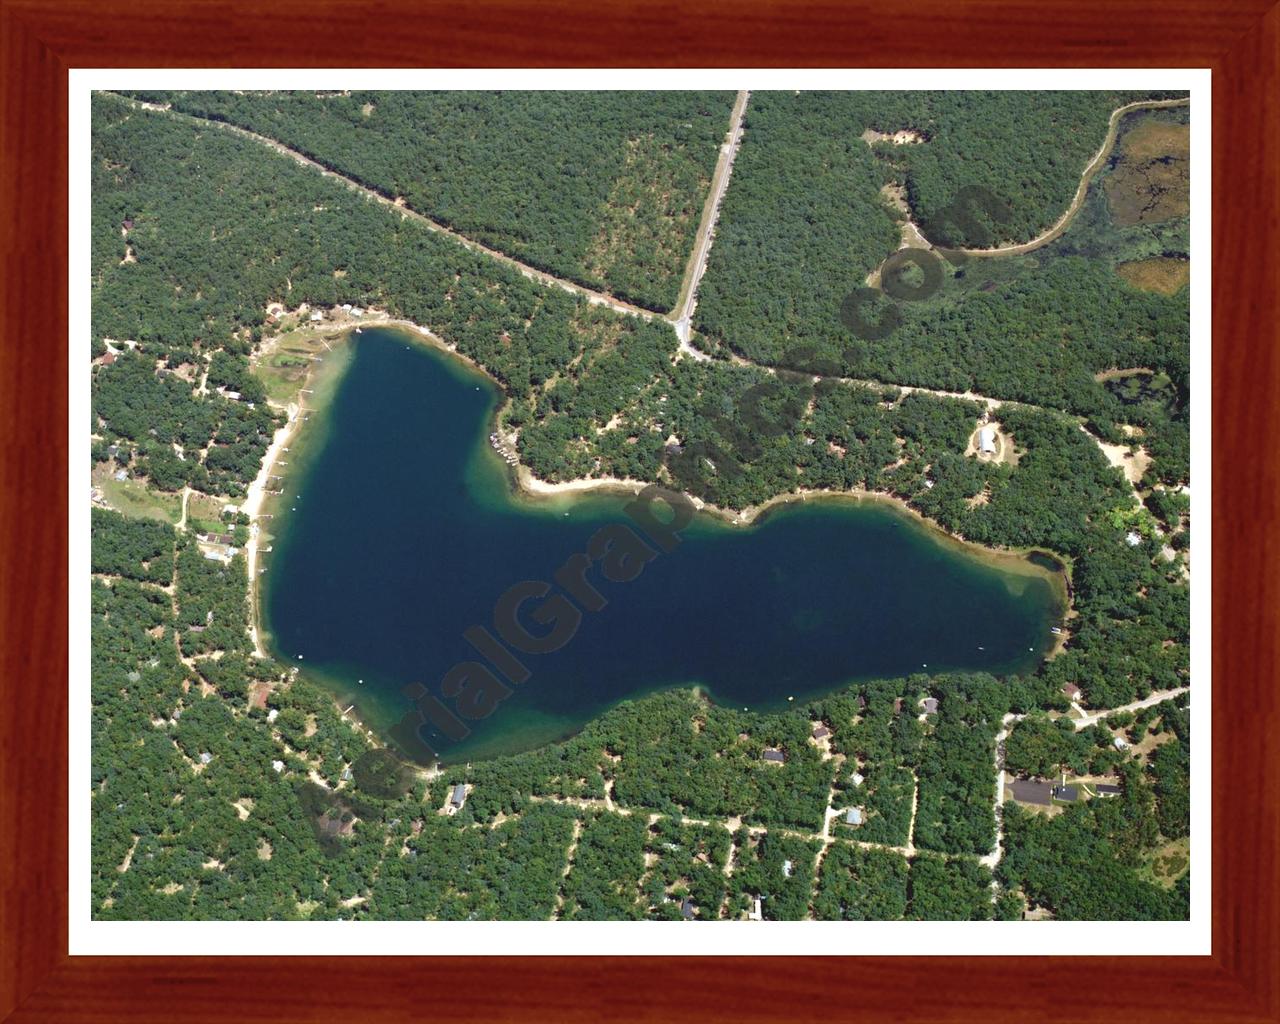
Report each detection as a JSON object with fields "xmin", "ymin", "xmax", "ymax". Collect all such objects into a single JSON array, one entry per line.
[{"xmin": 260, "ymin": 326, "xmax": 1066, "ymax": 763}]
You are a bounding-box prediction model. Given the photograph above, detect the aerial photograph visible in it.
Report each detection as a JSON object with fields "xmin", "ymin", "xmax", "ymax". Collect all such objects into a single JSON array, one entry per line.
[{"xmin": 89, "ymin": 86, "xmax": 1192, "ymax": 923}]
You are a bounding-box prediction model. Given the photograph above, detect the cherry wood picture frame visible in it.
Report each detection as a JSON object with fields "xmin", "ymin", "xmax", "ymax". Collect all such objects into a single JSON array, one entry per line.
[{"xmin": 2, "ymin": 1, "xmax": 1276, "ymax": 1020}]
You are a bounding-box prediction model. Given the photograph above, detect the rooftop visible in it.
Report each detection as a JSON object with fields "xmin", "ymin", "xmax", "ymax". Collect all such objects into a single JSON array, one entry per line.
[{"xmin": 1010, "ymin": 777, "xmax": 1053, "ymax": 806}]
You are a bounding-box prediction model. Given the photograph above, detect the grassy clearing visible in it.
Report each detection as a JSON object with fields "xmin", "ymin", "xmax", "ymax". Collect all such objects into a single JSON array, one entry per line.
[
  {"xmin": 255, "ymin": 328, "xmax": 340, "ymax": 406},
  {"xmin": 187, "ymin": 492, "xmax": 238, "ymax": 535},
  {"xmin": 93, "ymin": 463, "xmax": 181, "ymax": 524},
  {"xmin": 1141, "ymin": 836, "xmax": 1189, "ymax": 889},
  {"xmin": 1116, "ymin": 257, "xmax": 1190, "ymax": 295}
]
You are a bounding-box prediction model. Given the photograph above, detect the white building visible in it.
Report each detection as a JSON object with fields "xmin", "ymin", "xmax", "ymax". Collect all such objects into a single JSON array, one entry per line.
[{"xmin": 978, "ymin": 427, "xmax": 997, "ymax": 455}]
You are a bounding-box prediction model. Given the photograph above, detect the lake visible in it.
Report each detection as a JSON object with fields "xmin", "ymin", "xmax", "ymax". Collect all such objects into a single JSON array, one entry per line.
[{"xmin": 262, "ymin": 327, "xmax": 1064, "ymax": 763}]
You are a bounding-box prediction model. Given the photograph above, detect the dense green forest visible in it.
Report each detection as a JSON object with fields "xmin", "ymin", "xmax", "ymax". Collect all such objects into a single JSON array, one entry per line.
[
  {"xmin": 121, "ymin": 90, "xmax": 734, "ymax": 311},
  {"xmin": 90, "ymin": 90, "xmax": 1193, "ymax": 922}
]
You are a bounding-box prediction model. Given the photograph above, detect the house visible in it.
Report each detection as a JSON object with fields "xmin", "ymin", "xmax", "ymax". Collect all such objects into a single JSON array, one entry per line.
[
  {"xmin": 782, "ymin": 859, "xmax": 793, "ymax": 878},
  {"xmin": 1114, "ymin": 736, "xmax": 1130, "ymax": 751},
  {"xmin": 350, "ymin": 307, "xmax": 364, "ymax": 317},
  {"xmin": 1125, "ymin": 531, "xmax": 1143, "ymax": 547},
  {"xmin": 761, "ymin": 748, "xmax": 786, "ymax": 764},
  {"xmin": 1095, "ymin": 784, "xmax": 1123, "ymax": 797},
  {"xmin": 893, "ymin": 698, "xmax": 903, "ymax": 714},
  {"xmin": 1009, "ymin": 777, "xmax": 1053, "ymax": 806},
  {"xmin": 1052, "ymin": 784, "xmax": 1079, "ymax": 802},
  {"xmin": 267, "ymin": 708, "xmax": 279, "ymax": 723},
  {"xmin": 812, "ymin": 725, "xmax": 830, "ymax": 740},
  {"xmin": 748, "ymin": 897, "xmax": 763, "ymax": 922},
  {"xmin": 199, "ymin": 752, "xmax": 212, "ymax": 765},
  {"xmin": 309, "ymin": 311, "xmax": 324, "ymax": 322},
  {"xmin": 920, "ymin": 697, "xmax": 939, "ymax": 714},
  {"xmin": 272, "ymin": 760, "xmax": 285, "ymax": 773},
  {"xmin": 450, "ymin": 783, "xmax": 467, "ymax": 809},
  {"xmin": 114, "ymin": 469, "xmax": 128, "ymax": 481},
  {"xmin": 101, "ymin": 351, "xmax": 117, "ymax": 366},
  {"xmin": 978, "ymin": 427, "xmax": 997, "ymax": 454},
  {"xmin": 680, "ymin": 898, "xmax": 695, "ymax": 920},
  {"xmin": 850, "ymin": 772, "xmax": 865, "ymax": 787},
  {"xmin": 845, "ymin": 807, "xmax": 863, "ymax": 826},
  {"xmin": 1062, "ymin": 682, "xmax": 1081, "ymax": 700}
]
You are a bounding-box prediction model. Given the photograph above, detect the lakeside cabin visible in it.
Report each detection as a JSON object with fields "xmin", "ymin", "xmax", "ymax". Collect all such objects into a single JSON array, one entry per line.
[
  {"xmin": 920, "ymin": 697, "xmax": 939, "ymax": 715},
  {"xmin": 811, "ymin": 725, "xmax": 831, "ymax": 740},
  {"xmin": 445, "ymin": 783, "xmax": 468, "ymax": 815}
]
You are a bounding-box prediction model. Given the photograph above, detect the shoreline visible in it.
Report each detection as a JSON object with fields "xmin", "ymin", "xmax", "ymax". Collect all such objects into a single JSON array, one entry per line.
[
  {"xmin": 244, "ymin": 402, "xmax": 304, "ymax": 658},
  {"xmin": 245, "ymin": 313, "xmax": 1073, "ymax": 664},
  {"xmin": 513, "ymin": 467, "xmax": 1067, "ymax": 596},
  {"xmin": 245, "ymin": 311, "xmax": 492, "ymax": 660}
]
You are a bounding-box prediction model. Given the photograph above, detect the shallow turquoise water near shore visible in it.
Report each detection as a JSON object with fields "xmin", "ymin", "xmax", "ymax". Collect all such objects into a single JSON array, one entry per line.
[{"xmin": 263, "ymin": 327, "xmax": 1063, "ymax": 762}]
